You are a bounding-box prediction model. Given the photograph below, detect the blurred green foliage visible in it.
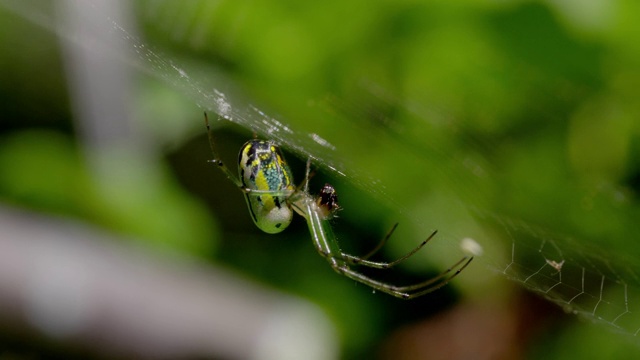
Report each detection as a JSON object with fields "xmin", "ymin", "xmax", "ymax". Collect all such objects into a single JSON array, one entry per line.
[{"xmin": 2, "ymin": 0, "xmax": 640, "ymax": 358}]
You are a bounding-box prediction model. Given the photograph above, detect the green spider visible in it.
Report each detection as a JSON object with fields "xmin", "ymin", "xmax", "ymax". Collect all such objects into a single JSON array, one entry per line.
[{"xmin": 204, "ymin": 113, "xmax": 473, "ymax": 299}]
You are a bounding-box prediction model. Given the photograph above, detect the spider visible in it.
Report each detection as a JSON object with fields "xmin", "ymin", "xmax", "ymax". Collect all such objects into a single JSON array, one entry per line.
[{"xmin": 203, "ymin": 113, "xmax": 473, "ymax": 299}]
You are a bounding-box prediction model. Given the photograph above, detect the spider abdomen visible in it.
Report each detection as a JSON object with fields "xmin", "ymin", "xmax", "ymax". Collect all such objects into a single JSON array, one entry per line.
[{"xmin": 238, "ymin": 140, "xmax": 295, "ymax": 234}]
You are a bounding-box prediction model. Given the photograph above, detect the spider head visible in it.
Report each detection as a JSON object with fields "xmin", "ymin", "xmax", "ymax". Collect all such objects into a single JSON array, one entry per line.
[{"xmin": 316, "ymin": 183, "xmax": 341, "ymax": 219}]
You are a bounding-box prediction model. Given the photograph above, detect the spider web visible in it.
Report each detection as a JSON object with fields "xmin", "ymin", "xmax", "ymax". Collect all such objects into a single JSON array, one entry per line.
[
  {"xmin": 4, "ymin": 0, "xmax": 640, "ymax": 349},
  {"xmin": 478, "ymin": 209, "xmax": 640, "ymax": 338}
]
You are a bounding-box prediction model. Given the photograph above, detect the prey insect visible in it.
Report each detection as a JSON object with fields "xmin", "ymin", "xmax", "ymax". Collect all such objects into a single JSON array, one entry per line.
[{"xmin": 204, "ymin": 113, "xmax": 473, "ymax": 299}]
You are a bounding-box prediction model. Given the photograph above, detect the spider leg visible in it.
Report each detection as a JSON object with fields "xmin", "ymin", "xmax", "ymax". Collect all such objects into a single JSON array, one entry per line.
[
  {"xmin": 332, "ymin": 264, "xmax": 413, "ymax": 299},
  {"xmin": 299, "ymin": 157, "xmax": 313, "ymax": 194},
  {"xmin": 341, "ymin": 229, "xmax": 438, "ymax": 269},
  {"xmin": 333, "ymin": 255, "xmax": 473, "ymax": 299},
  {"xmin": 357, "ymin": 223, "xmax": 399, "ymax": 261},
  {"xmin": 389, "ymin": 255, "xmax": 473, "ymax": 297},
  {"xmin": 204, "ymin": 112, "xmax": 244, "ymax": 187},
  {"xmin": 298, "ymin": 184, "xmax": 473, "ymax": 299},
  {"xmin": 245, "ymin": 189, "xmax": 297, "ymax": 197}
]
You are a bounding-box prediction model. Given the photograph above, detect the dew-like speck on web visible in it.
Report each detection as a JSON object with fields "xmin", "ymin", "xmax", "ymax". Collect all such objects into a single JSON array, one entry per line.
[
  {"xmin": 214, "ymin": 90, "xmax": 232, "ymax": 118},
  {"xmin": 173, "ymin": 65, "xmax": 188, "ymax": 79},
  {"xmin": 309, "ymin": 133, "xmax": 336, "ymax": 150},
  {"xmin": 461, "ymin": 238, "xmax": 483, "ymax": 257},
  {"xmin": 326, "ymin": 165, "xmax": 346, "ymax": 177}
]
